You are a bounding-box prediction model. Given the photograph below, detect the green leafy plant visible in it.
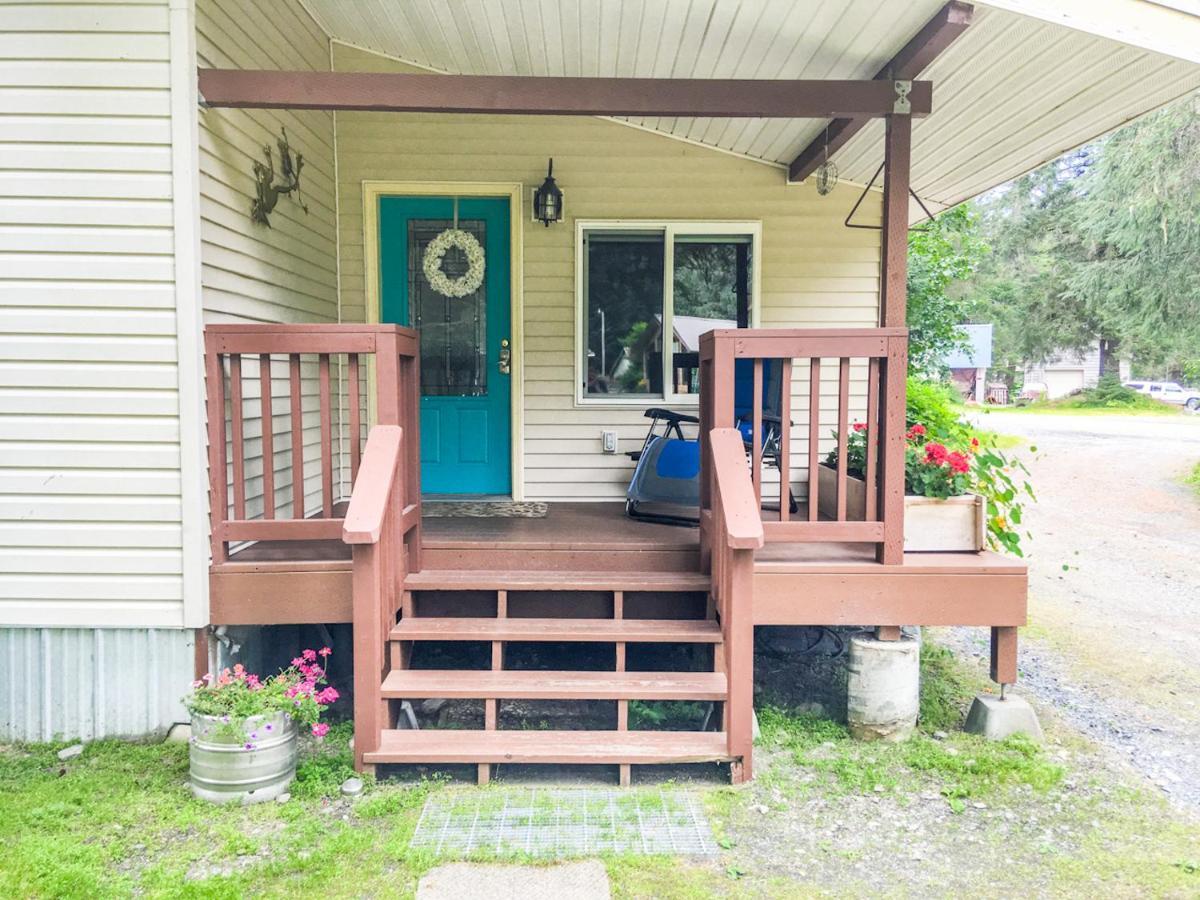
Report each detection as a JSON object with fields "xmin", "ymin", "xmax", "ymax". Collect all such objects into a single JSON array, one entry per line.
[{"xmin": 183, "ymin": 648, "xmax": 339, "ymax": 739}]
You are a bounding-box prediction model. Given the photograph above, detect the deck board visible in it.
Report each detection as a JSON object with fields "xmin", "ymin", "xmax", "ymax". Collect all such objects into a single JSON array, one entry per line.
[
  {"xmin": 390, "ymin": 617, "xmax": 722, "ymax": 642},
  {"xmin": 380, "ymin": 669, "xmax": 728, "ymax": 700},
  {"xmin": 364, "ymin": 729, "xmax": 732, "ymax": 765}
]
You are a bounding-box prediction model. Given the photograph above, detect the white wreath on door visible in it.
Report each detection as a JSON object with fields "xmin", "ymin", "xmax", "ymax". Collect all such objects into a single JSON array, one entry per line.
[{"xmin": 422, "ymin": 228, "xmax": 486, "ymax": 298}]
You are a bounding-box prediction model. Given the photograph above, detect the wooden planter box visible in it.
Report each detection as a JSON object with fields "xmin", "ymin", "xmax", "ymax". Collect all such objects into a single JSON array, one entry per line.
[{"xmin": 816, "ymin": 464, "xmax": 985, "ymax": 552}]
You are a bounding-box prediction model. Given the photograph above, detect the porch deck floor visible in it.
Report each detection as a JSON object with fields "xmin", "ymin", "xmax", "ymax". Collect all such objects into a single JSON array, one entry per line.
[{"xmin": 222, "ymin": 501, "xmax": 1020, "ymax": 573}]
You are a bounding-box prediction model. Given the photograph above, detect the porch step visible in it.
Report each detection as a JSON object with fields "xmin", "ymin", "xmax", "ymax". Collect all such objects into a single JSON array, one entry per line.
[
  {"xmin": 380, "ymin": 669, "xmax": 727, "ymax": 701},
  {"xmin": 363, "ymin": 728, "xmax": 732, "ymax": 766},
  {"xmin": 390, "ymin": 617, "xmax": 722, "ymax": 643},
  {"xmin": 403, "ymin": 569, "xmax": 710, "ymax": 592}
]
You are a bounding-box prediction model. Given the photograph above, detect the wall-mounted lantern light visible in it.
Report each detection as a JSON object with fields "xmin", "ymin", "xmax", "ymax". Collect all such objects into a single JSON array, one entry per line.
[{"xmin": 532, "ymin": 158, "xmax": 564, "ymax": 227}]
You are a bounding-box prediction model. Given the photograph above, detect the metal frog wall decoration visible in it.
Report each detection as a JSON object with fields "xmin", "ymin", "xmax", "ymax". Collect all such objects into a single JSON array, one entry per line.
[{"xmin": 250, "ymin": 127, "xmax": 308, "ymax": 227}]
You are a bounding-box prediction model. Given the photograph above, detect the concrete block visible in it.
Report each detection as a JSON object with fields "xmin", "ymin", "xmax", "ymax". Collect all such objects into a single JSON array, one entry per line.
[
  {"xmin": 847, "ymin": 635, "xmax": 919, "ymax": 742},
  {"xmin": 964, "ymin": 693, "xmax": 1043, "ymax": 742}
]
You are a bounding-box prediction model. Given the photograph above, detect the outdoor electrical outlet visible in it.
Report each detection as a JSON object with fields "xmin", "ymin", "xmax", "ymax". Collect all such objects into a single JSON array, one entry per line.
[{"xmin": 601, "ymin": 430, "xmax": 619, "ymax": 453}]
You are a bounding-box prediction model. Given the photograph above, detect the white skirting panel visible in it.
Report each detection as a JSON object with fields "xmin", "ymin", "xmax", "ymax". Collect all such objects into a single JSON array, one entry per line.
[{"xmin": 0, "ymin": 627, "xmax": 194, "ymax": 742}]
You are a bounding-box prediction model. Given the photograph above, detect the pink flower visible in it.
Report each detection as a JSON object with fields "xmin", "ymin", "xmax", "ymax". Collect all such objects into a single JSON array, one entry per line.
[
  {"xmin": 318, "ymin": 647, "xmax": 332, "ymax": 658},
  {"xmin": 291, "ymin": 657, "xmax": 304, "ymax": 667},
  {"xmin": 311, "ymin": 723, "xmax": 330, "ymax": 738},
  {"xmin": 302, "ymin": 649, "xmax": 318, "ymax": 662},
  {"xmin": 946, "ymin": 451, "xmax": 971, "ymax": 474},
  {"xmin": 316, "ymin": 687, "xmax": 339, "ymax": 705}
]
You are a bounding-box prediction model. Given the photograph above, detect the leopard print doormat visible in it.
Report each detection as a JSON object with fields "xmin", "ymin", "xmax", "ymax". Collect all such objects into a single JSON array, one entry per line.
[{"xmin": 422, "ymin": 500, "xmax": 549, "ymax": 518}]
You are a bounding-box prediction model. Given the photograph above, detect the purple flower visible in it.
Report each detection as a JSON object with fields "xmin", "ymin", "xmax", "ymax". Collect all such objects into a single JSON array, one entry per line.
[
  {"xmin": 244, "ymin": 742, "xmax": 255, "ymax": 750},
  {"xmin": 265, "ymin": 723, "xmax": 273, "ymax": 732},
  {"xmin": 222, "ymin": 715, "xmax": 230, "ymax": 723},
  {"xmin": 249, "ymin": 732, "xmax": 258, "ymax": 740}
]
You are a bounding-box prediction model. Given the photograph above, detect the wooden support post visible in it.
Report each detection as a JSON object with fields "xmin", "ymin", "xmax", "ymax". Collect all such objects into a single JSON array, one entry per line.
[
  {"xmin": 875, "ymin": 625, "xmax": 902, "ymax": 641},
  {"xmin": 990, "ymin": 626, "xmax": 1018, "ymax": 685},
  {"xmin": 880, "ymin": 113, "xmax": 912, "ymax": 329},
  {"xmin": 876, "ymin": 112, "xmax": 911, "ymax": 564}
]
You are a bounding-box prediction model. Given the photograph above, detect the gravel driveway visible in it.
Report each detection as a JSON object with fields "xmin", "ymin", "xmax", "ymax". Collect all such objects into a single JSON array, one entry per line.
[{"xmin": 948, "ymin": 411, "xmax": 1200, "ymax": 814}]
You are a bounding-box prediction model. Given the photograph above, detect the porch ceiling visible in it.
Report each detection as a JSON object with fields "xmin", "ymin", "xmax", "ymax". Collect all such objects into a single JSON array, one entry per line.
[{"xmin": 300, "ymin": 0, "xmax": 1200, "ymax": 212}]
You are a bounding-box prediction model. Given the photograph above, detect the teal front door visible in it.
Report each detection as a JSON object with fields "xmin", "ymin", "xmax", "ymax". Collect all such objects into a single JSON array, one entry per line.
[{"xmin": 378, "ymin": 196, "xmax": 512, "ymax": 495}]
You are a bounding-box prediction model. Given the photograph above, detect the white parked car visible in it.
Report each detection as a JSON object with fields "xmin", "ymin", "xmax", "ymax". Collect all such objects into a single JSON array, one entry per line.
[{"xmin": 1124, "ymin": 381, "xmax": 1200, "ymax": 410}]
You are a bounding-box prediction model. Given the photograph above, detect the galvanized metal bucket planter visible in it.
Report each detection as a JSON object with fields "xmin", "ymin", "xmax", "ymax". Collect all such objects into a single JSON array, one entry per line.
[{"xmin": 189, "ymin": 711, "xmax": 297, "ymax": 805}]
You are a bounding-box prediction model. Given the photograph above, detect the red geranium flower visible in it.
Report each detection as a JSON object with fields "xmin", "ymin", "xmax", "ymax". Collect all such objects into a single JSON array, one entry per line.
[
  {"xmin": 923, "ymin": 442, "xmax": 948, "ymax": 465},
  {"xmin": 907, "ymin": 424, "xmax": 927, "ymax": 439},
  {"xmin": 946, "ymin": 451, "xmax": 971, "ymax": 474},
  {"xmin": 852, "ymin": 422, "xmax": 867, "ymax": 432}
]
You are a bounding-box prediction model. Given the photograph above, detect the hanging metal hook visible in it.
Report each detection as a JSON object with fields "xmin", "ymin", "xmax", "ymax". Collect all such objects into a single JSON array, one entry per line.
[{"xmin": 844, "ymin": 161, "xmax": 938, "ymax": 231}]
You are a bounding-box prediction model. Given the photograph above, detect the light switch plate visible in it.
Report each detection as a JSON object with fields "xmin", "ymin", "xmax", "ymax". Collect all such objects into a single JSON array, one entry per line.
[{"xmin": 601, "ymin": 430, "xmax": 619, "ymax": 453}]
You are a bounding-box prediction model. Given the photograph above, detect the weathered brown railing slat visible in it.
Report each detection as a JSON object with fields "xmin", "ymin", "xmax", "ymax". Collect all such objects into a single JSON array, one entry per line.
[
  {"xmin": 289, "ymin": 353, "xmax": 304, "ymax": 519},
  {"xmin": 348, "ymin": 353, "xmax": 362, "ymax": 481},
  {"xmin": 319, "ymin": 353, "xmax": 333, "ymax": 517},
  {"xmin": 259, "ymin": 354, "xmax": 275, "ymax": 519},
  {"xmin": 836, "ymin": 356, "xmax": 850, "ymax": 522},
  {"xmin": 807, "ymin": 357, "xmax": 820, "ymax": 522},
  {"xmin": 778, "ymin": 358, "xmax": 792, "ymax": 522},
  {"xmin": 865, "ymin": 357, "xmax": 880, "ymax": 522},
  {"xmin": 751, "ymin": 358, "xmax": 763, "ymax": 505},
  {"xmin": 229, "ymin": 353, "xmax": 246, "ymax": 521}
]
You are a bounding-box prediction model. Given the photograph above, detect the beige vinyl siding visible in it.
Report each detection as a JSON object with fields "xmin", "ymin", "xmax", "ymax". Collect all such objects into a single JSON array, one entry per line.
[
  {"xmin": 196, "ymin": 0, "xmax": 339, "ymax": 521},
  {"xmin": 333, "ymin": 43, "xmax": 882, "ymax": 501},
  {"xmin": 0, "ymin": 1, "xmax": 187, "ymax": 627}
]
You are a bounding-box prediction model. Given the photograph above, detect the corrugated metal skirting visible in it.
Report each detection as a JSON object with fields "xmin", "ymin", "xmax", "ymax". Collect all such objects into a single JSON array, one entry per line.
[{"xmin": 0, "ymin": 628, "xmax": 195, "ymax": 743}]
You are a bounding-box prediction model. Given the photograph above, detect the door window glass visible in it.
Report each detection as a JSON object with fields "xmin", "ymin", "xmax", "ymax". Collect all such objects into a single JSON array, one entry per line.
[{"xmin": 409, "ymin": 219, "xmax": 487, "ymax": 396}]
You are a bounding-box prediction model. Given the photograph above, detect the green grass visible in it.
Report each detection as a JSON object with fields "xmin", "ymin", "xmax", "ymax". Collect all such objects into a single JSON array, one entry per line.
[
  {"xmin": 3, "ymin": 643, "xmax": 1198, "ymax": 899},
  {"xmin": 986, "ymin": 403, "xmax": 1180, "ymax": 417},
  {"xmin": 754, "ymin": 642, "xmax": 1064, "ymax": 811},
  {"xmin": 1184, "ymin": 461, "xmax": 1200, "ymax": 498},
  {"xmin": 0, "ymin": 722, "xmax": 441, "ymax": 899}
]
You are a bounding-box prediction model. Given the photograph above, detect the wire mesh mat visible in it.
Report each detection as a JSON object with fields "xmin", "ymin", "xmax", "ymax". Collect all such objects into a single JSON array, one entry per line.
[{"xmin": 409, "ymin": 787, "xmax": 718, "ymax": 857}]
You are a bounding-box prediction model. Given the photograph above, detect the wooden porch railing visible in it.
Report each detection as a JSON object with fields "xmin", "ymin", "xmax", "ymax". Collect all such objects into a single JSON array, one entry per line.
[
  {"xmin": 343, "ymin": 425, "xmax": 420, "ymax": 769},
  {"xmin": 709, "ymin": 427, "xmax": 764, "ymax": 783},
  {"xmin": 699, "ymin": 328, "xmax": 908, "ymax": 565},
  {"xmin": 203, "ymin": 324, "xmax": 420, "ymax": 564}
]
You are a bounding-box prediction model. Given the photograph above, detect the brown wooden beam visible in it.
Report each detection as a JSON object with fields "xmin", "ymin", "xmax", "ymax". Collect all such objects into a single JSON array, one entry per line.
[
  {"xmin": 198, "ymin": 68, "xmax": 931, "ymax": 118},
  {"xmin": 788, "ymin": 1, "xmax": 972, "ymax": 182}
]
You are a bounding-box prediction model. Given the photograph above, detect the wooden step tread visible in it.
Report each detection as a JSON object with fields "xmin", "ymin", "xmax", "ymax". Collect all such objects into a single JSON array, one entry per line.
[
  {"xmin": 404, "ymin": 569, "xmax": 711, "ymax": 592},
  {"xmin": 363, "ymin": 728, "xmax": 732, "ymax": 765},
  {"xmin": 390, "ymin": 617, "xmax": 722, "ymax": 643},
  {"xmin": 380, "ymin": 669, "xmax": 727, "ymax": 700}
]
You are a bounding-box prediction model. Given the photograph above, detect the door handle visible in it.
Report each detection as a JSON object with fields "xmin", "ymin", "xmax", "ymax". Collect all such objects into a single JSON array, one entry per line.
[{"xmin": 498, "ymin": 338, "xmax": 511, "ymax": 375}]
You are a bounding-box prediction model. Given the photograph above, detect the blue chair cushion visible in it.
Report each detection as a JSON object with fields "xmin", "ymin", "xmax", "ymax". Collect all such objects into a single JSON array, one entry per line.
[{"xmin": 654, "ymin": 439, "xmax": 701, "ymax": 480}]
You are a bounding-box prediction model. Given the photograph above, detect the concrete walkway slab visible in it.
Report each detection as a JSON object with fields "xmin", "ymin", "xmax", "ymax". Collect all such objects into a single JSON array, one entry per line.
[{"xmin": 416, "ymin": 860, "xmax": 610, "ymax": 900}]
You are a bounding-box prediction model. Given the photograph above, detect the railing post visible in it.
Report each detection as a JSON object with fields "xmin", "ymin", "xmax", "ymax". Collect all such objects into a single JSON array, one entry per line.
[
  {"xmin": 375, "ymin": 330, "xmax": 403, "ymax": 426},
  {"xmin": 204, "ymin": 345, "xmax": 228, "ymax": 564},
  {"xmin": 877, "ymin": 337, "xmax": 907, "ymax": 564},
  {"xmin": 726, "ymin": 546, "xmax": 755, "ymax": 783}
]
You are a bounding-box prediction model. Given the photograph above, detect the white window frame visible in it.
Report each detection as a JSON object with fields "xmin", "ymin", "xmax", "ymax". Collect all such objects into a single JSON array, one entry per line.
[{"xmin": 574, "ymin": 219, "xmax": 762, "ymax": 408}]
